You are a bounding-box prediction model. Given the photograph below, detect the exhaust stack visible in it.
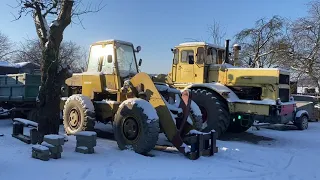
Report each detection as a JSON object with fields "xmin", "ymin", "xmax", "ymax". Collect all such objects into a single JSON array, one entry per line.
[
  {"xmin": 233, "ymin": 44, "xmax": 241, "ymax": 66},
  {"xmin": 224, "ymin": 39, "xmax": 230, "ymax": 64}
]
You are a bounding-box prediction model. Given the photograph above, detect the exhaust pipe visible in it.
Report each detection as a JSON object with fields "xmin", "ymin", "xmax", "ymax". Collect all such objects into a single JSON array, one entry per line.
[
  {"xmin": 233, "ymin": 44, "xmax": 241, "ymax": 66},
  {"xmin": 224, "ymin": 40, "xmax": 230, "ymax": 64}
]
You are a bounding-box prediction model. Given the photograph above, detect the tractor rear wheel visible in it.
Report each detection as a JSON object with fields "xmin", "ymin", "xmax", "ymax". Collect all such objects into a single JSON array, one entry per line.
[
  {"xmin": 191, "ymin": 89, "xmax": 230, "ymax": 138},
  {"xmin": 113, "ymin": 98, "xmax": 160, "ymax": 155},
  {"xmin": 190, "ymin": 100, "xmax": 203, "ymax": 130},
  {"xmin": 63, "ymin": 94, "xmax": 96, "ymax": 135}
]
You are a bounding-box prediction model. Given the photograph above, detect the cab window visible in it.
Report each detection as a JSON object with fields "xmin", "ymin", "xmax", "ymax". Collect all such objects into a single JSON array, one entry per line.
[
  {"xmin": 87, "ymin": 44, "xmax": 114, "ymax": 74},
  {"xmin": 197, "ymin": 47, "xmax": 205, "ymax": 64},
  {"xmin": 205, "ymin": 48, "xmax": 217, "ymax": 64},
  {"xmin": 173, "ymin": 49, "xmax": 179, "ymax": 65},
  {"xmin": 181, "ymin": 50, "xmax": 194, "ymax": 64}
]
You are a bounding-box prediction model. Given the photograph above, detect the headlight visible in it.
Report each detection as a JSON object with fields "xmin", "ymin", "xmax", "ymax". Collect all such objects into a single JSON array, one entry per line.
[{"xmin": 276, "ymin": 98, "xmax": 281, "ymax": 105}]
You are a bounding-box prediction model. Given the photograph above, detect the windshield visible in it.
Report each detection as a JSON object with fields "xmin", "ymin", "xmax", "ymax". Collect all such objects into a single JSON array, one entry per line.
[{"xmin": 116, "ymin": 43, "xmax": 138, "ymax": 77}]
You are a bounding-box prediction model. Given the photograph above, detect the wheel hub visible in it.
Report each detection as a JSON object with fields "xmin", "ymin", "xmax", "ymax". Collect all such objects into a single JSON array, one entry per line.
[
  {"xmin": 69, "ymin": 108, "xmax": 80, "ymax": 129},
  {"xmin": 199, "ymin": 106, "xmax": 208, "ymax": 123},
  {"xmin": 123, "ymin": 118, "xmax": 139, "ymax": 141}
]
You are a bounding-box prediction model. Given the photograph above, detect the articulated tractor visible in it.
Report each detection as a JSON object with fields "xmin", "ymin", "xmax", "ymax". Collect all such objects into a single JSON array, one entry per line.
[
  {"xmin": 157, "ymin": 40, "xmax": 309, "ymax": 137},
  {"xmin": 60, "ymin": 39, "xmax": 217, "ymax": 160}
]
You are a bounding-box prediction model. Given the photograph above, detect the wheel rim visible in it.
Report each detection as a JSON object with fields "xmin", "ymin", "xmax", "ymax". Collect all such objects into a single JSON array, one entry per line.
[
  {"xmin": 302, "ymin": 116, "xmax": 308, "ymax": 129},
  {"xmin": 199, "ymin": 105, "xmax": 208, "ymax": 123},
  {"xmin": 68, "ymin": 108, "xmax": 81, "ymax": 130},
  {"xmin": 123, "ymin": 118, "xmax": 139, "ymax": 141}
]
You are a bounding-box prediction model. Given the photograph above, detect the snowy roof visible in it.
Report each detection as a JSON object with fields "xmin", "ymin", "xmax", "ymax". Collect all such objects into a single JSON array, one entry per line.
[
  {"xmin": 15, "ymin": 62, "xmax": 40, "ymax": 67},
  {"xmin": 177, "ymin": 42, "xmax": 225, "ymax": 49},
  {"xmin": 93, "ymin": 39, "xmax": 133, "ymax": 46},
  {"xmin": 0, "ymin": 61, "xmax": 16, "ymax": 67}
]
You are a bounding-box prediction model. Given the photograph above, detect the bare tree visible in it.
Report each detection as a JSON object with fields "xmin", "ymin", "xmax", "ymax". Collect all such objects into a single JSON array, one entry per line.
[
  {"xmin": 286, "ymin": 1, "xmax": 320, "ymax": 91},
  {"xmin": 13, "ymin": 38, "xmax": 87, "ymax": 72},
  {"xmin": 235, "ymin": 16, "xmax": 289, "ymax": 68},
  {"xmin": 0, "ymin": 31, "xmax": 13, "ymax": 60},
  {"xmin": 12, "ymin": 0, "xmax": 104, "ymax": 141},
  {"xmin": 207, "ymin": 19, "xmax": 226, "ymax": 46}
]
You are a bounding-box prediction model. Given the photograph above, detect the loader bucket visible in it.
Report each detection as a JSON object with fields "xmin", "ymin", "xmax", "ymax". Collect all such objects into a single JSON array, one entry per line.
[{"xmin": 129, "ymin": 72, "xmax": 218, "ymax": 159}]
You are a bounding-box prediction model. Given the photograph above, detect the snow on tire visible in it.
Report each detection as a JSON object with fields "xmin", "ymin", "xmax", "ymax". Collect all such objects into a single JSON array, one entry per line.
[
  {"xmin": 113, "ymin": 98, "xmax": 160, "ymax": 154},
  {"xmin": 63, "ymin": 94, "xmax": 96, "ymax": 135}
]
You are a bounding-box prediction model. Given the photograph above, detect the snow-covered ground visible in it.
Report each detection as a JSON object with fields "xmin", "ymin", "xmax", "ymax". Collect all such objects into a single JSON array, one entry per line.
[{"xmin": 1, "ymin": 118, "xmax": 320, "ymax": 180}]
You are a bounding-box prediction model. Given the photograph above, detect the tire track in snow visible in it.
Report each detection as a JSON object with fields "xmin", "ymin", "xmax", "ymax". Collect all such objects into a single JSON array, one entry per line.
[
  {"xmin": 283, "ymin": 156, "xmax": 294, "ymax": 170},
  {"xmin": 81, "ymin": 168, "xmax": 92, "ymax": 179}
]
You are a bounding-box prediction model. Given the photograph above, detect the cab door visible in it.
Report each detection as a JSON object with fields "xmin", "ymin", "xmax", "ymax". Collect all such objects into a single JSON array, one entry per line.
[
  {"xmin": 194, "ymin": 47, "xmax": 205, "ymax": 83},
  {"xmin": 170, "ymin": 49, "xmax": 179, "ymax": 82},
  {"xmin": 177, "ymin": 49, "xmax": 195, "ymax": 83}
]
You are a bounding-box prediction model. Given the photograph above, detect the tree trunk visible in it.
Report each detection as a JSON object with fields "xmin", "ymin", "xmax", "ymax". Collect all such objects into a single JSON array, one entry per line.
[{"xmin": 36, "ymin": 44, "xmax": 70, "ymax": 142}]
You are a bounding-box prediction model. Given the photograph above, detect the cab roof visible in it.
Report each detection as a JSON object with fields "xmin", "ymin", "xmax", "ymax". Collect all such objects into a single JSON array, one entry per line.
[
  {"xmin": 92, "ymin": 39, "xmax": 133, "ymax": 46},
  {"xmin": 175, "ymin": 42, "xmax": 225, "ymax": 50}
]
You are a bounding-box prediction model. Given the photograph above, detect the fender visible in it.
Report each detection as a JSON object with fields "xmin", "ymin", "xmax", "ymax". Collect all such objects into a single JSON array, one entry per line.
[
  {"xmin": 295, "ymin": 110, "xmax": 309, "ymax": 119},
  {"xmin": 183, "ymin": 82, "xmax": 240, "ymax": 102}
]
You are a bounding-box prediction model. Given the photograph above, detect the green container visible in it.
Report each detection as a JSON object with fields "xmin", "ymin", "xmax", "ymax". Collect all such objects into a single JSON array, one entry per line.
[{"xmin": 0, "ymin": 73, "xmax": 41, "ymax": 102}]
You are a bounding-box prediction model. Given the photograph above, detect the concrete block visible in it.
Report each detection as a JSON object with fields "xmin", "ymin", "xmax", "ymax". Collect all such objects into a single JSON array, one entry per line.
[
  {"xmin": 30, "ymin": 129, "xmax": 39, "ymax": 145},
  {"xmin": 12, "ymin": 122, "xmax": 23, "ymax": 136},
  {"xmin": 76, "ymin": 140, "xmax": 96, "ymax": 148},
  {"xmin": 75, "ymin": 146, "xmax": 94, "ymax": 154},
  {"xmin": 41, "ymin": 142, "xmax": 63, "ymax": 154},
  {"xmin": 75, "ymin": 131, "xmax": 97, "ymax": 141},
  {"xmin": 44, "ymin": 134, "xmax": 65, "ymax": 146},
  {"xmin": 50, "ymin": 153, "xmax": 62, "ymax": 159},
  {"xmin": 32, "ymin": 145, "xmax": 50, "ymax": 161}
]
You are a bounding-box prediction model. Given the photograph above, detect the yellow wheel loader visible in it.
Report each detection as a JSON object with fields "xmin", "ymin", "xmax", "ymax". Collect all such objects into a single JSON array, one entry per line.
[
  {"xmin": 60, "ymin": 39, "xmax": 217, "ymax": 160},
  {"xmin": 156, "ymin": 40, "xmax": 309, "ymax": 137}
]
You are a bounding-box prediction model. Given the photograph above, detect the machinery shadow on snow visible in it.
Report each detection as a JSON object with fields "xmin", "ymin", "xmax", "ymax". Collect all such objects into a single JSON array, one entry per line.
[
  {"xmin": 94, "ymin": 128, "xmax": 115, "ymax": 140},
  {"xmin": 258, "ymin": 124, "xmax": 302, "ymax": 131},
  {"xmin": 219, "ymin": 131, "xmax": 275, "ymax": 145}
]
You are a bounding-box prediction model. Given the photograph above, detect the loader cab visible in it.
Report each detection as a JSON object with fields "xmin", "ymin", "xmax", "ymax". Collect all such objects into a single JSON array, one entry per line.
[
  {"xmin": 169, "ymin": 42, "xmax": 225, "ymax": 84},
  {"xmin": 86, "ymin": 39, "xmax": 141, "ymax": 91}
]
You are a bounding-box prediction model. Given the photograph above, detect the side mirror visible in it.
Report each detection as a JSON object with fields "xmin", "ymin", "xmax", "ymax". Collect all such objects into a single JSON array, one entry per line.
[
  {"xmin": 107, "ymin": 55, "xmax": 112, "ymax": 63},
  {"xmin": 138, "ymin": 59, "xmax": 142, "ymax": 66},
  {"xmin": 136, "ymin": 46, "xmax": 141, "ymax": 53}
]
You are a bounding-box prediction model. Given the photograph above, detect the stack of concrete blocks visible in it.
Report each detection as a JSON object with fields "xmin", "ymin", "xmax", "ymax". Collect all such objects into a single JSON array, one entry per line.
[
  {"xmin": 75, "ymin": 131, "xmax": 97, "ymax": 154},
  {"xmin": 32, "ymin": 144, "xmax": 50, "ymax": 161},
  {"xmin": 41, "ymin": 134, "xmax": 65, "ymax": 159}
]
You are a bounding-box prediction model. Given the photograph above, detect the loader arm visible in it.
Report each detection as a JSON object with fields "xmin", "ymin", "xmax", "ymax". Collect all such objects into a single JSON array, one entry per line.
[
  {"xmin": 129, "ymin": 73, "xmax": 184, "ymax": 147},
  {"xmin": 129, "ymin": 72, "xmax": 218, "ymax": 159}
]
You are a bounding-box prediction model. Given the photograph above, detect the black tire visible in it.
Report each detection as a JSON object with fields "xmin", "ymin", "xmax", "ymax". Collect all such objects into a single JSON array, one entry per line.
[
  {"xmin": 27, "ymin": 109, "xmax": 38, "ymax": 123},
  {"xmin": 63, "ymin": 94, "xmax": 95, "ymax": 135},
  {"xmin": 190, "ymin": 100, "xmax": 203, "ymax": 130},
  {"xmin": 227, "ymin": 118, "xmax": 254, "ymax": 133},
  {"xmin": 113, "ymin": 98, "xmax": 160, "ymax": 154},
  {"xmin": 191, "ymin": 89, "xmax": 230, "ymax": 138},
  {"xmin": 294, "ymin": 114, "xmax": 309, "ymax": 130}
]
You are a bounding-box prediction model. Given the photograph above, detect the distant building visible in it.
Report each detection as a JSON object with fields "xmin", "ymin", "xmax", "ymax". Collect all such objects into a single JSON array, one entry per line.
[
  {"xmin": 0, "ymin": 61, "xmax": 40, "ymax": 75},
  {"xmin": 0, "ymin": 61, "xmax": 19, "ymax": 75},
  {"xmin": 296, "ymin": 77, "xmax": 319, "ymax": 94}
]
